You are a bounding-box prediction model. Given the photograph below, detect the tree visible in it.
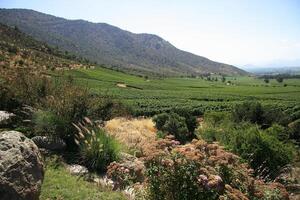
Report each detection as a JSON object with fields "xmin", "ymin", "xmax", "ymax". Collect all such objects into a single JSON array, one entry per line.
[
  {"xmin": 222, "ymin": 76, "xmax": 226, "ymax": 83},
  {"xmin": 276, "ymin": 77, "xmax": 283, "ymax": 83},
  {"xmin": 264, "ymin": 78, "xmax": 269, "ymax": 83}
]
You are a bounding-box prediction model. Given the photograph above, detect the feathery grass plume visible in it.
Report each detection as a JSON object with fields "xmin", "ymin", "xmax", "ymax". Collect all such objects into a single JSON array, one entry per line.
[{"xmin": 74, "ymin": 117, "xmax": 120, "ymax": 172}]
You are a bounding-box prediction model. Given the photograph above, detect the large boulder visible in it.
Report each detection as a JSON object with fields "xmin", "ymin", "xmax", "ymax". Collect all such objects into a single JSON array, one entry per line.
[
  {"xmin": 0, "ymin": 111, "xmax": 15, "ymax": 127},
  {"xmin": 0, "ymin": 131, "xmax": 44, "ymax": 200}
]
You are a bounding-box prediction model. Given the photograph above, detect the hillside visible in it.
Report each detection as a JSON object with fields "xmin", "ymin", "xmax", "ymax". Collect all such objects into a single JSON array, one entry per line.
[
  {"xmin": 0, "ymin": 9, "xmax": 247, "ymax": 76},
  {"xmin": 0, "ymin": 23, "xmax": 92, "ymax": 71}
]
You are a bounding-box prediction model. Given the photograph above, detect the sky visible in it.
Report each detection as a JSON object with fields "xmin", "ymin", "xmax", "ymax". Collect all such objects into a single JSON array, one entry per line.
[{"xmin": 1, "ymin": 0, "xmax": 300, "ymax": 68}]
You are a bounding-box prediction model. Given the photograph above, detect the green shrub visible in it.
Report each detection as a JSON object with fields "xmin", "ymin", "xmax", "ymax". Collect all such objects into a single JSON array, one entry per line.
[
  {"xmin": 153, "ymin": 112, "xmax": 190, "ymax": 143},
  {"xmin": 262, "ymin": 106, "xmax": 289, "ymax": 127},
  {"xmin": 153, "ymin": 113, "xmax": 169, "ymax": 130},
  {"xmin": 173, "ymin": 108, "xmax": 198, "ymax": 133},
  {"xmin": 289, "ymin": 119, "xmax": 300, "ymax": 142},
  {"xmin": 0, "ymin": 83, "xmax": 20, "ymax": 111},
  {"xmin": 261, "ymin": 189, "xmax": 282, "ymax": 200},
  {"xmin": 232, "ymin": 125, "xmax": 294, "ymax": 178},
  {"xmin": 74, "ymin": 118, "xmax": 120, "ymax": 172},
  {"xmin": 1, "ymin": 70, "xmax": 129, "ymax": 149},
  {"xmin": 232, "ymin": 101, "xmax": 289, "ymax": 128},
  {"xmin": 203, "ymin": 111, "xmax": 230, "ymax": 127},
  {"xmin": 199, "ymin": 122, "xmax": 295, "ymax": 179},
  {"xmin": 265, "ymin": 124, "xmax": 290, "ymax": 141},
  {"xmin": 232, "ymin": 101, "xmax": 264, "ymax": 124},
  {"xmin": 32, "ymin": 110, "xmax": 67, "ymax": 137}
]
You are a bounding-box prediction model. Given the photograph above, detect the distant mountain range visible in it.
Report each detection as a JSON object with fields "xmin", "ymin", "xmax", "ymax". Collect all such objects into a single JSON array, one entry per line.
[
  {"xmin": 242, "ymin": 65, "xmax": 300, "ymax": 75},
  {"xmin": 0, "ymin": 9, "xmax": 247, "ymax": 76}
]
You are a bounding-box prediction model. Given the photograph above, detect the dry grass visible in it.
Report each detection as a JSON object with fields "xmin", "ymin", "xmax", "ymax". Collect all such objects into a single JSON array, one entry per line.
[{"xmin": 104, "ymin": 117, "xmax": 157, "ymax": 154}]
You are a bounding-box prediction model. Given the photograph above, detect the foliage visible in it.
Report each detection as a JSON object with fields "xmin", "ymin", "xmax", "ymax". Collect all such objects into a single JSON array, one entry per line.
[
  {"xmin": 232, "ymin": 101, "xmax": 264, "ymax": 124},
  {"xmin": 153, "ymin": 112, "xmax": 190, "ymax": 143},
  {"xmin": 107, "ymin": 160, "xmax": 145, "ymax": 189},
  {"xmin": 140, "ymin": 137, "xmax": 289, "ymax": 200},
  {"xmin": 0, "ymin": 69, "xmax": 129, "ymax": 149},
  {"xmin": 74, "ymin": 118, "xmax": 120, "ymax": 172},
  {"xmin": 288, "ymin": 119, "xmax": 300, "ymax": 142},
  {"xmin": 203, "ymin": 111, "xmax": 231, "ymax": 127},
  {"xmin": 60, "ymin": 67, "xmax": 300, "ymax": 117},
  {"xmin": 261, "ymin": 189, "xmax": 282, "ymax": 200},
  {"xmin": 32, "ymin": 110, "xmax": 66, "ymax": 137},
  {"xmin": 0, "ymin": 83, "xmax": 20, "ymax": 111},
  {"xmin": 265, "ymin": 124, "xmax": 290, "ymax": 141},
  {"xmin": 199, "ymin": 120, "xmax": 295, "ymax": 179},
  {"xmin": 145, "ymin": 154, "xmax": 219, "ymax": 200},
  {"xmin": 173, "ymin": 108, "xmax": 198, "ymax": 133}
]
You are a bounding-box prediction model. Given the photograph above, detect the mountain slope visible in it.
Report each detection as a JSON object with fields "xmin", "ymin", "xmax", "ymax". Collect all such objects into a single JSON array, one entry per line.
[
  {"xmin": 0, "ymin": 9, "xmax": 247, "ymax": 76},
  {"xmin": 0, "ymin": 23, "xmax": 92, "ymax": 71}
]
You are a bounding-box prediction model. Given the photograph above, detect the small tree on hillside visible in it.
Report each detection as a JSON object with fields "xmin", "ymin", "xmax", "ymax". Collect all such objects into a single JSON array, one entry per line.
[
  {"xmin": 264, "ymin": 78, "xmax": 269, "ymax": 83},
  {"xmin": 276, "ymin": 77, "xmax": 284, "ymax": 83},
  {"xmin": 222, "ymin": 76, "xmax": 226, "ymax": 83}
]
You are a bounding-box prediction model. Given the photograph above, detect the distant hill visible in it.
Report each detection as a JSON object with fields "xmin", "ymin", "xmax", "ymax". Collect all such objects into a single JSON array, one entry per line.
[
  {"xmin": 0, "ymin": 9, "xmax": 247, "ymax": 76},
  {"xmin": 0, "ymin": 23, "xmax": 92, "ymax": 71},
  {"xmin": 242, "ymin": 65, "xmax": 300, "ymax": 75}
]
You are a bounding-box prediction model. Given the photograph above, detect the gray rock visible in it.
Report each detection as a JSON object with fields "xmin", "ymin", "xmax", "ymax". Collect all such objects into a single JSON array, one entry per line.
[
  {"xmin": 0, "ymin": 131, "xmax": 44, "ymax": 200},
  {"xmin": 67, "ymin": 164, "xmax": 89, "ymax": 176},
  {"xmin": 31, "ymin": 136, "xmax": 66, "ymax": 151},
  {"xmin": 0, "ymin": 111, "xmax": 15, "ymax": 127}
]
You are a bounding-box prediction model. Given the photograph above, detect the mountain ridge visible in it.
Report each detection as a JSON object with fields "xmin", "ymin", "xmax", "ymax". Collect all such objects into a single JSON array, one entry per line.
[{"xmin": 0, "ymin": 8, "xmax": 248, "ymax": 76}]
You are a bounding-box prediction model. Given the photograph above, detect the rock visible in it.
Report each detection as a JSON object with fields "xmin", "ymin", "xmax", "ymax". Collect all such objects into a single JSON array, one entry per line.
[
  {"xmin": 276, "ymin": 164, "xmax": 300, "ymax": 200},
  {"xmin": 31, "ymin": 136, "xmax": 66, "ymax": 151},
  {"xmin": 0, "ymin": 131, "xmax": 44, "ymax": 200},
  {"xmin": 119, "ymin": 152, "xmax": 137, "ymax": 162},
  {"xmin": 286, "ymin": 184, "xmax": 300, "ymax": 193},
  {"xmin": 67, "ymin": 164, "xmax": 89, "ymax": 176},
  {"xmin": 107, "ymin": 153, "xmax": 145, "ymax": 190},
  {"xmin": 0, "ymin": 111, "xmax": 15, "ymax": 127}
]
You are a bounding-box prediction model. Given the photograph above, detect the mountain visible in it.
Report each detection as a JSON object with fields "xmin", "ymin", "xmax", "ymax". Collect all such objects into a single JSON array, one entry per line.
[
  {"xmin": 242, "ymin": 65, "xmax": 300, "ymax": 75},
  {"xmin": 0, "ymin": 23, "xmax": 92, "ymax": 71},
  {"xmin": 0, "ymin": 9, "xmax": 247, "ymax": 76}
]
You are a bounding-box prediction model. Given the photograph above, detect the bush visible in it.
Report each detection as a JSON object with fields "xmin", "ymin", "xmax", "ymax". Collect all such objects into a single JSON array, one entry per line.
[
  {"xmin": 199, "ymin": 122, "xmax": 295, "ymax": 179},
  {"xmin": 145, "ymin": 154, "xmax": 219, "ymax": 200},
  {"xmin": 0, "ymin": 84, "xmax": 20, "ymax": 111},
  {"xmin": 203, "ymin": 111, "xmax": 230, "ymax": 127},
  {"xmin": 153, "ymin": 113, "xmax": 169, "ymax": 130},
  {"xmin": 141, "ymin": 137, "xmax": 289, "ymax": 200},
  {"xmin": 265, "ymin": 124, "xmax": 290, "ymax": 141},
  {"xmin": 232, "ymin": 101, "xmax": 264, "ymax": 124},
  {"xmin": 74, "ymin": 118, "xmax": 120, "ymax": 172},
  {"xmin": 172, "ymin": 108, "xmax": 198, "ymax": 133},
  {"xmin": 1, "ymin": 69, "xmax": 129, "ymax": 149},
  {"xmin": 288, "ymin": 119, "xmax": 300, "ymax": 142},
  {"xmin": 32, "ymin": 110, "xmax": 67, "ymax": 137},
  {"xmin": 262, "ymin": 106, "xmax": 289, "ymax": 127},
  {"xmin": 232, "ymin": 101, "xmax": 289, "ymax": 128},
  {"xmin": 153, "ymin": 112, "xmax": 190, "ymax": 143}
]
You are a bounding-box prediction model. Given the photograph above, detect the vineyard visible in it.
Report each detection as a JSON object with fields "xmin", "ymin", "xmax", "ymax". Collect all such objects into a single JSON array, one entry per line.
[{"xmin": 61, "ymin": 67, "xmax": 300, "ymax": 116}]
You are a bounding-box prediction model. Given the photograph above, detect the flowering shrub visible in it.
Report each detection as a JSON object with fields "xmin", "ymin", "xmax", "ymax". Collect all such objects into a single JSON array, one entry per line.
[
  {"xmin": 142, "ymin": 137, "xmax": 289, "ymax": 200},
  {"xmin": 105, "ymin": 136, "xmax": 289, "ymax": 200},
  {"xmin": 145, "ymin": 153, "xmax": 220, "ymax": 200}
]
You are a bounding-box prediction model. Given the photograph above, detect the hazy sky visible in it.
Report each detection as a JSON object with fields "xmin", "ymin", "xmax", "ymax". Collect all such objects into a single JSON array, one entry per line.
[{"xmin": 1, "ymin": 0, "xmax": 300, "ymax": 67}]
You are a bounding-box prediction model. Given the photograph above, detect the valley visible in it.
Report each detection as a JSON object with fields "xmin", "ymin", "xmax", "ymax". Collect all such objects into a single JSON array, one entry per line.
[{"xmin": 0, "ymin": 7, "xmax": 300, "ymax": 200}]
